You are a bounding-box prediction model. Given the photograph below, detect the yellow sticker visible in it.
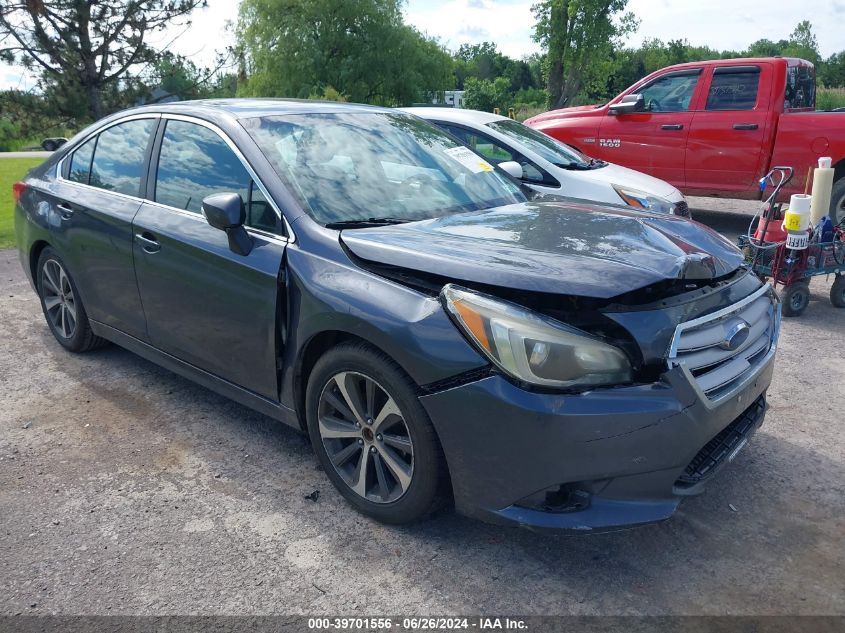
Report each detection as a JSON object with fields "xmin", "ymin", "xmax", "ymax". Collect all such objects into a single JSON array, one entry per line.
[{"xmin": 444, "ymin": 146, "xmax": 495, "ymax": 174}]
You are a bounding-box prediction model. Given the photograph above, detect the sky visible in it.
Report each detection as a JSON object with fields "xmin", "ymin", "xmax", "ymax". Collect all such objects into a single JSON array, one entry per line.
[{"xmin": 2, "ymin": 0, "xmax": 843, "ymax": 90}]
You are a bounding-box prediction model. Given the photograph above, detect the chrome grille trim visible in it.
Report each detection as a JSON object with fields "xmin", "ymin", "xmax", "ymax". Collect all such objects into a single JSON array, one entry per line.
[{"xmin": 668, "ymin": 283, "xmax": 780, "ymax": 407}]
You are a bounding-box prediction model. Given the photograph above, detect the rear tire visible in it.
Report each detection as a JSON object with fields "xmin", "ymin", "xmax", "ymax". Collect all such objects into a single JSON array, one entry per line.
[
  {"xmin": 830, "ymin": 275, "xmax": 845, "ymax": 308},
  {"xmin": 781, "ymin": 281, "xmax": 810, "ymax": 317},
  {"xmin": 36, "ymin": 247, "xmax": 108, "ymax": 352},
  {"xmin": 305, "ymin": 341, "xmax": 444, "ymax": 524}
]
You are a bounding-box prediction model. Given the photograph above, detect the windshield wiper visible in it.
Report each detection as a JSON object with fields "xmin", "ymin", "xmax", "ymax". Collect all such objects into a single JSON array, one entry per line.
[
  {"xmin": 325, "ymin": 217, "xmax": 411, "ymax": 229},
  {"xmin": 555, "ymin": 161, "xmax": 592, "ymax": 170}
]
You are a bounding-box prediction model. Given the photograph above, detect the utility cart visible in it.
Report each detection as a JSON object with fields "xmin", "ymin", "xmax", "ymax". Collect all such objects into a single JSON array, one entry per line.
[{"xmin": 738, "ymin": 166, "xmax": 845, "ymax": 317}]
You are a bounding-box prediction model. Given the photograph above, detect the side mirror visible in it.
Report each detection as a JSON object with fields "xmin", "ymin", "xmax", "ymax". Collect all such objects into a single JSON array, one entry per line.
[
  {"xmin": 498, "ymin": 161, "xmax": 524, "ymax": 180},
  {"xmin": 201, "ymin": 192, "xmax": 253, "ymax": 256},
  {"xmin": 609, "ymin": 93, "xmax": 645, "ymax": 115}
]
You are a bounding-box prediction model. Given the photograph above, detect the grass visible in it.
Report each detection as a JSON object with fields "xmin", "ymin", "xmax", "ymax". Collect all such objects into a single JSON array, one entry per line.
[
  {"xmin": 0, "ymin": 156, "xmax": 44, "ymax": 249},
  {"xmin": 817, "ymin": 87, "xmax": 845, "ymax": 111}
]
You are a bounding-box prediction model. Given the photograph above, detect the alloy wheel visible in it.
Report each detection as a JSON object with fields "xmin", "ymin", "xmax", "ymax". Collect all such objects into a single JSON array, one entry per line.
[
  {"xmin": 317, "ymin": 371, "xmax": 414, "ymax": 504},
  {"xmin": 41, "ymin": 259, "xmax": 77, "ymax": 339}
]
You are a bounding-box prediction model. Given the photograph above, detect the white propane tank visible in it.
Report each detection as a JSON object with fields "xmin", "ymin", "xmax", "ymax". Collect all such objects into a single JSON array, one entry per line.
[{"xmin": 783, "ymin": 194, "xmax": 812, "ymax": 250}]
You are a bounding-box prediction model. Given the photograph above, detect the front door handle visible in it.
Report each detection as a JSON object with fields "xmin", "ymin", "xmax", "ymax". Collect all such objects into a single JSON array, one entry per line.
[
  {"xmin": 135, "ymin": 232, "xmax": 161, "ymax": 253},
  {"xmin": 661, "ymin": 124, "xmax": 684, "ymax": 130},
  {"xmin": 57, "ymin": 203, "xmax": 74, "ymax": 220},
  {"xmin": 733, "ymin": 123, "xmax": 759, "ymax": 130}
]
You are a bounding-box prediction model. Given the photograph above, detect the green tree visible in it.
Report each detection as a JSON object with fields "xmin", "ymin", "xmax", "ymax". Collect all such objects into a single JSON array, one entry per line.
[
  {"xmin": 820, "ymin": 52, "xmax": 845, "ymax": 88},
  {"xmin": 463, "ymin": 77, "xmax": 512, "ymax": 112},
  {"xmin": 746, "ymin": 38, "xmax": 787, "ymax": 58},
  {"xmin": 532, "ymin": 0, "xmax": 639, "ymax": 108},
  {"xmin": 0, "ymin": 0, "xmax": 207, "ymax": 120},
  {"xmin": 783, "ymin": 20, "xmax": 820, "ymax": 65},
  {"xmin": 237, "ymin": 0, "xmax": 452, "ymax": 106}
]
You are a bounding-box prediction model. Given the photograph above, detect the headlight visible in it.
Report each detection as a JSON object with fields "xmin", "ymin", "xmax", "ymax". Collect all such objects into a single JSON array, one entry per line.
[
  {"xmin": 441, "ymin": 285, "xmax": 632, "ymax": 389},
  {"xmin": 613, "ymin": 185, "xmax": 677, "ymax": 215}
]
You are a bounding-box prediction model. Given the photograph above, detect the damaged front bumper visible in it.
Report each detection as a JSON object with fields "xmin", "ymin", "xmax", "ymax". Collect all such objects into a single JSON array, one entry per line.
[{"xmin": 420, "ymin": 351, "xmax": 775, "ymax": 532}]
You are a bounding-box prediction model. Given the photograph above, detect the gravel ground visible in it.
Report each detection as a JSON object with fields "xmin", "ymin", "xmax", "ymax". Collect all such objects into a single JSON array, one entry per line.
[{"xmin": 1, "ymin": 203, "xmax": 844, "ymax": 616}]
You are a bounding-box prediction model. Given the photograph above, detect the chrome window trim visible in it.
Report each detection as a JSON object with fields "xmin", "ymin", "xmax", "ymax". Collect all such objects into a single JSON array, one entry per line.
[
  {"xmin": 141, "ymin": 199, "xmax": 291, "ymax": 247},
  {"xmin": 55, "ymin": 111, "xmax": 295, "ymax": 244},
  {"xmin": 56, "ymin": 113, "xmax": 161, "ymax": 203}
]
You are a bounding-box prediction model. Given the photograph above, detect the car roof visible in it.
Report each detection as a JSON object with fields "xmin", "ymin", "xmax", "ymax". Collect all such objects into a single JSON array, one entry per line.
[
  {"xmin": 400, "ymin": 107, "xmax": 510, "ymax": 126},
  {"xmin": 112, "ymin": 98, "xmax": 396, "ymax": 121}
]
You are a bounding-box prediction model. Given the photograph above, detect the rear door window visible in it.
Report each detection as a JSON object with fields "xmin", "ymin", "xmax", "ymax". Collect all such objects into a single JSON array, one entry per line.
[
  {"xmin": 89, "ymin": 119, "xmax": 156, "ymax": 196},
  {"xmin": 706, "ymin": 67, "xmax": 760, "ymax": 110}
]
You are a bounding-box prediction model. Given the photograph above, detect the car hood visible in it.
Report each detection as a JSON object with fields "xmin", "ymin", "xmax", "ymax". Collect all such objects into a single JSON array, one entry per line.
[
  {"xmin": 340, "ymin": 201, "xmax": 743, "ymax": 299},
  {"xmin": 524, "ymin": 105, "xmax": 601, "ymax": 125},
  {"xmin": 571, "ymin": 162, "xmax": 683, "ymax": 202}
]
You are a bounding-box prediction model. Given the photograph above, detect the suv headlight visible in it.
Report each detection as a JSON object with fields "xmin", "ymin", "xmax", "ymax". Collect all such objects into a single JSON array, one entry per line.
[
  {"xmin": 613, "ymin": 185, "xmax": 677, "ymax": 215},
  {"xmin": 441, "ymin": 285, "xmax": 632, "ymax": 389}
]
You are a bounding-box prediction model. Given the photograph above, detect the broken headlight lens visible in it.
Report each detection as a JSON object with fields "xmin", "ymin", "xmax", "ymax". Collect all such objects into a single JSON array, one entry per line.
[{"xmin": 441, "ymin": 285, "xmax": 632, "ymax": 389}]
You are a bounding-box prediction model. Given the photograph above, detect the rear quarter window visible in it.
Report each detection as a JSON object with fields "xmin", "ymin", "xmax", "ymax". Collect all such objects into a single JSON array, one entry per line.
[
  {"xmin": 89, "ymin": 119, "xmax": 156, "ymax": 196},
  {"xmin": 68, "ymin": 137, "xmax": 96, "ymax": 184}
]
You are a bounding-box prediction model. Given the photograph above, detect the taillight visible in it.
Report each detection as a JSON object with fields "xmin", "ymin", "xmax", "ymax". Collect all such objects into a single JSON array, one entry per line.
[{"xmin": 12, "ymin": 181, "xmax": 27, "ymax": 204}]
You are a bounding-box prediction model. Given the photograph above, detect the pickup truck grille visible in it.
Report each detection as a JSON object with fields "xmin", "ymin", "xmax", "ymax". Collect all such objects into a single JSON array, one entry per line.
[{"xmin": 668, "ymin": 284, "xmax": 779, "ymax": 402}]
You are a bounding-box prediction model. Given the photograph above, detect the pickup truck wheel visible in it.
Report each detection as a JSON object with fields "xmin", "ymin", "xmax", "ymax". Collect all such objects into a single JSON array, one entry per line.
[
  {"xmin": 830, "ymin": 177, "xmax": 845, "ymax": 227},
  {"xmin": 781, "ymin": 281, "xmax": 810, "ymax": 317},
  {"xmin": 830, "ymin": 276, "xmax": 845, "ymax": 308}
]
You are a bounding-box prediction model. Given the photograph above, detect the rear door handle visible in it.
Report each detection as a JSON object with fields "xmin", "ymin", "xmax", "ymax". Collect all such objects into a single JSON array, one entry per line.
[
  {"xmin": 733, "ymin": 123, "xmax": 758, "ymax": 130},
  {"xmin": 57, "ymin": 202, "xmax": 74, "ymax": 220},
  {"xmin": 135, "ymin": 232, "xmax": 161, "ymax": 253},
  {"xmin": 661, "ymin": 124, "xmax": 684, "ymax": 130}
]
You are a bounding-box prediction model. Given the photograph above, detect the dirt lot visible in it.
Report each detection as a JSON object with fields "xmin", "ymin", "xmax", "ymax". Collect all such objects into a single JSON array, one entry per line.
[{"xmin": 1, "ymin": 205, "xmax": 844, "ymax": 616}]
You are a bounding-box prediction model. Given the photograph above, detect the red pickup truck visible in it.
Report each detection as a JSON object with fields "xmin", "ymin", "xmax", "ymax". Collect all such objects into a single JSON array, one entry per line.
[{"xmin": 525, "ymin": 57, "xmax": 845, "ymax": 224}]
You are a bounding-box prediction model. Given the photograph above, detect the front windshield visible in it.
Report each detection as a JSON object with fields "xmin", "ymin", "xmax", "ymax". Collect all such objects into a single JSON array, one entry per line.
[
  {"xmin": 487, "ymin": 119, "xmax": 591, "ymax": 168},
  {"xmin": 242, "ymin": 112, "xmax": 525, "ymax": 225}
]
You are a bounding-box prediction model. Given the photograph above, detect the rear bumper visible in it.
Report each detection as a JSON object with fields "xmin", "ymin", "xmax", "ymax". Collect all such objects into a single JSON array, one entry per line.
[{"xmin": 420, "ymin": 352, "xmax": 775, "ymax": 532}]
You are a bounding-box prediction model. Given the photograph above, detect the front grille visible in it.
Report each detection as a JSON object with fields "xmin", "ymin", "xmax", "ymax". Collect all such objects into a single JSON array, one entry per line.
[
  {"xmin": 668, "ymin": 284, "xmax": 779, "ymax": 402},
  {"xmin": 676, "ymin": 395, "xmax": 766, "ymax": 487},
  {"xmin": 674, "ymin": 200, "xmax": 690, "ymax": 217}
]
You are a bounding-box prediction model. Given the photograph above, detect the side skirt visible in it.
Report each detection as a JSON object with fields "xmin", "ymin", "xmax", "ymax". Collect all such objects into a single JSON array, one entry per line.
[{"xmin": 90, "ymin": 320, "xmax": 301, "ymax": 430}]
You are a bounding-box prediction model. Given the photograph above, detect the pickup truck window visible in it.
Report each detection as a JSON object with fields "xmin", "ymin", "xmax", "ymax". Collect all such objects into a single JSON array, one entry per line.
[
  {"xmin": 706, "ymin": 67, "xmax": 760, "ymax": 111},
  {"xmin": 785, "ymin": 64, "xmax": 816, "ymax": 110},
  {"xmin": 639, "ymin": 71, "xmax": 700, "ymax": 112}
]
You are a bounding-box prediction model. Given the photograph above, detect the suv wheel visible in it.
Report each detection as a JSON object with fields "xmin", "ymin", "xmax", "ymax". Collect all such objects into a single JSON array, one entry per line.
[{"xmin": 306, "ymin": 342, "xmax": 444, "ymax": 524}]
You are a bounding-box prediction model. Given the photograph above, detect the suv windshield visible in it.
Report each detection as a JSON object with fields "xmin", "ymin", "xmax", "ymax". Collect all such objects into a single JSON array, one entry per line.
[
  {"xmin": 486, "ymin": 119, "xmax": 591, "ymax": 169},
  {"xmin": 243, "ymin": 112, "xmax": 525, "ymax": 225}
]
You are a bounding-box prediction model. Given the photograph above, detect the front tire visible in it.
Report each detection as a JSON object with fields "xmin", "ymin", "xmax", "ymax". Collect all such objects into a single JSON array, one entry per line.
[
  {"xmin": 305, "ymin": 342, "xmax": 444, "ymax": 524},
  {"xmin": 36, "ymin": 248, "xmax": 107, "ymax": 352}
]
